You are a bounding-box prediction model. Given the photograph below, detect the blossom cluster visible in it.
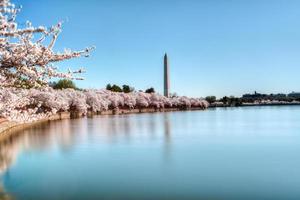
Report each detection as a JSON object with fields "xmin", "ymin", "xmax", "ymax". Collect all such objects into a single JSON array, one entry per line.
[
  {"xmin": 0, "ymin": 0, "xmax": 93, "ymax": 88},
  {"xmin": 0, "ymin": 88, "xmax": 209, "ymax": 122}
]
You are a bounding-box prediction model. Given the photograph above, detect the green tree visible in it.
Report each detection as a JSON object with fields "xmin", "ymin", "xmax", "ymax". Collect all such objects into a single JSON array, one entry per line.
[
  {"xmin": 220, "ymin": 96, "xmax": 242, "ymax": 106},
  {"xmin": 106, "ymin": 84, "xmax": 112, "ymax": 91},
  {"xmin": 205, "ymin": 96, "xmax": 216, "ymax": 104},
  {"xmin": 122, "ymin": 85, "xmax": 134, "ymax": 93},
  {"xmin": 110, "ymin": 84, "xmax": 123, "ymax": 92},
  {"xmin": 145, "ymin": 87, "xmax": 155, "ymax": 93},
  {"xmin": 220, "ymin": 96, "xmax": 229, "ymax": 105},
  {"xmin": 52, "ymin": 79, "xmax": 77, "ymax": 90}
]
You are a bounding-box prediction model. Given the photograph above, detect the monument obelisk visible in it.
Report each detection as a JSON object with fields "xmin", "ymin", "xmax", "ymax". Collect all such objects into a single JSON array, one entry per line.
[{"xmin": 164, "ymin": 53, "xmax": 170, "ymax": 97}]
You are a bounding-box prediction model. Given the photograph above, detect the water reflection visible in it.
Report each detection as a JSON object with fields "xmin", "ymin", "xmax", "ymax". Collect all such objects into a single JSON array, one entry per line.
[
  {"xmin": 1, "ymin": 107, "xmax": 300, "ymax": 199},
  {"xmin": 0, "ymin": 183, "xmax": 14, "ymax": 200},
  {"xmin": 0, "ymin": 113, "xmax": 173, "ymax": 175},
  {"xmin": 0, "ymin": 139, "xmax": 18, "ymax": 175},
  {"xmin": 0, "ymin": 120, "xmax": 74, "ymax": 174},
  {"xmin": 0, "ymin": 113, "xmax": 174, "ymax": 199},
  {"xmin": 163, "ymin": 113, "xmax": 172, "ymax": 162}
]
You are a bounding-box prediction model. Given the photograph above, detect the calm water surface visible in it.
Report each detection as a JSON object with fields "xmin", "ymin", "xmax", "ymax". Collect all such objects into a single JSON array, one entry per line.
[{"xmin": 1, "ymin": 106, "xmax": 300, "ymax": 200}]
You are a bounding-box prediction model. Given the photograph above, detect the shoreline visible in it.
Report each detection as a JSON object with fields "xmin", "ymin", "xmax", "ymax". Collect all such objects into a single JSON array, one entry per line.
[
  {"xmin": 2, "ymin": 103, "xmax": 299, "ymax": 141},
  {"xmin": 209, "ymin": 102, "xmax": 300, "ymax": 108},
  {"xmin": 0, "ymin": 107, "xmax": 205, "ymax": 141}
]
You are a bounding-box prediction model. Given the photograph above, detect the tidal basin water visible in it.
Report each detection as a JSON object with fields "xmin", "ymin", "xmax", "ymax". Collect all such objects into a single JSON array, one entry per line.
[{"xmin": 1, "ymin": 106, "xmax": 300, "ymax": 200}]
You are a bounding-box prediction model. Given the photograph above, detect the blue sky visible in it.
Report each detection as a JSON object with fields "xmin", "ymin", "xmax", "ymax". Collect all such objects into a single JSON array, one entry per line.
[{"xmin": 15, "ymin": 0, "xmax": 300, "ymax": 97}]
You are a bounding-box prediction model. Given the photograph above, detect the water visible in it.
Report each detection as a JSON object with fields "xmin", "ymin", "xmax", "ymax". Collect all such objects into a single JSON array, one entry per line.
[{"xmin": 1, "ymin": 106, "xmax": 300, "ymax": 200}]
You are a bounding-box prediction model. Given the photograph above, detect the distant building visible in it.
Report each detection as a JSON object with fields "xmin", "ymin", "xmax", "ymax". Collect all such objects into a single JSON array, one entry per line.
[
  {"xmin": 242, "ymin": 92, "xmax": 267, "ymax": 100},
  {"xmin": 270, "ymin": 93, "xmax": 287, "ymax": 99},
  {"xmin": 164, "ymin": 53, "xmax": 170, "ymax": 97},
  {"xmin": 288, "ymin": 92, "xmax": 300, "ymax": 98},
  {"xmin": 241, "ymin": 91, "xmax": 286, "ymax": 102}
]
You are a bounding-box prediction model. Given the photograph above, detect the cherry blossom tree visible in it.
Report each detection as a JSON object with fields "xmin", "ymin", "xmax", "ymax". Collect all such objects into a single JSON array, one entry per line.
[
  {"xmin": 0, "ymin": 0, "xmax": 93, "ymax": 88},
  {"xmin": 0, "ymin": 88, "xmax": 209, "ymax": 122},
  {"xmin": 0, "ymin": 0, "xmax": 209, "ymax": 123}
]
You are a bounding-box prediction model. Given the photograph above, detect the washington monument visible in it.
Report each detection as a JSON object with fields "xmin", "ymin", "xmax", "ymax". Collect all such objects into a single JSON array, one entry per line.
[{"xmin": 164, "ymin": 53, "xmax": 170, "ymax": 97}]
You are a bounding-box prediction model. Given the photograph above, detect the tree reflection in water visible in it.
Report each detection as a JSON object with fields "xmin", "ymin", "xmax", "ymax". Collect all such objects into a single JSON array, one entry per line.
[
  {"xmin": 0, "ymin": 113, "xmax": 173, "ymax": 173},
  {"xmin": 0, "ymin": 113, "xmax": 171, "ymax": 200},
  {"xmin": 0, "ymin": 183, "xmax": 14, "ymax": 200},
  {"xmin": 0, "ymin": 113, "xmax": 173, "ymax": 199},
  {"xmin": 0, "ymin": 120, "xmax": 75, "ymax": 173}
]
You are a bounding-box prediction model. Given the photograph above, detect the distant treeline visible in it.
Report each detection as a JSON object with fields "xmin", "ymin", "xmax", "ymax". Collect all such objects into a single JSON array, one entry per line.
[
  {"xmin": 49, "ymin": 79, "xmax": 156, "ymax": 94},
  {"xmin": 106, "ymin": 84, "xmax": 155, "ymax": 94},
  {"xmin": 206, "ymin": 91, "xmax": 300, "ymax": 107}
]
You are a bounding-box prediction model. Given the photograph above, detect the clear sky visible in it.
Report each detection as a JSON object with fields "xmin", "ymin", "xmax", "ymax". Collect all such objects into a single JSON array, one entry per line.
[{"xmin": 15, "ymin": 0, "xmax": 300, "ymax": 98}]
